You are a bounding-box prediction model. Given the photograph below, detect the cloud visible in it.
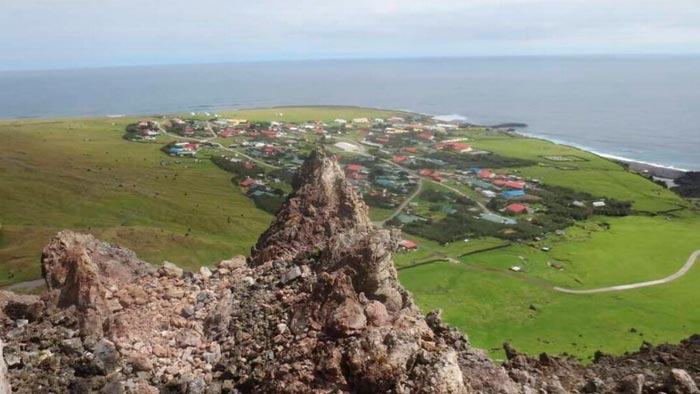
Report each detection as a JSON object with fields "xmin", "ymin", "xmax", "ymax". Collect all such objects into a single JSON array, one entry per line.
[{"xmin": 0, "ymin": 0, "xmax": 698, "ymax": 70}]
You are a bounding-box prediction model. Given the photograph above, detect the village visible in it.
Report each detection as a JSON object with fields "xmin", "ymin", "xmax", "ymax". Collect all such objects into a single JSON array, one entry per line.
[{"xmin": 126, "ymin": 113, "xmax": 630, "ymax": 258}]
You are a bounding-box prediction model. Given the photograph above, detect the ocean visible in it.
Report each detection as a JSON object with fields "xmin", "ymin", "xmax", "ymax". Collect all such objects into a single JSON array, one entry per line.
[{"xmin": 1, "ymin": 56, "xmax": 698, "ymax": 170}]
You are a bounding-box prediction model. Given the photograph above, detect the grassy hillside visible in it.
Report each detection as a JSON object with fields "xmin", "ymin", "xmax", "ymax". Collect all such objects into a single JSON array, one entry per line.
[
  {"xmin": 468, "ymin": 136, "xmax": 686, "ymax": 212},
  {"xmin": 0, "ymin": 107, "xmax": 407, "ymax": 286}
]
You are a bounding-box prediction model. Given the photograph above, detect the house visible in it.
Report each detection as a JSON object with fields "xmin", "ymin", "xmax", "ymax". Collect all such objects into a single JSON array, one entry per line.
[
  {"xmin": 352, "ymin": 118, "xmax": 369, "ymax": 124},
  {"xmin": 399, "ymin": 240, "xmax": 418, "ymax": 250},
  {"xmin": 346, "ymin": 164, "xmax": 364, "ymax": 172},
  {"xmin": 334, "ymin": 119, "xmax": 348, "ymax": 125},
  {"xmin": 417, "ymin": 132, "xmax": 434, "ymax": 141},
  {"xmin": 346, "ymin": 172, "xmax": 364, "ymax": 180},
  {"xmin": 435, "ymin": 141, "xmax": 472, "ymax": 153},
  {"xmin": 240, "ymin": 179, "xmax": 257, "ymax": 187},
  {"xmin": 393, "ymin": 156, "xmax": 408, "ymax": 164},
  {"xmin": 480, "ymin": 213, "xmax": 517, "ymax": 225},
  {"xmin": 261, "ymin": 130, "xmax": 279, "ymax": 138},
  {"xmin": 430, "ymin": 173, "xmax": 444, "ymax": 182},
  {"xmin": 243, "ymin": 162, "xmax": 255, "ymax": 170},
  {"xmin": 478, "ymin": 169, "xmax": 493, "ymax": 179},
  {"xmin": 572, "ymin": 200, "xmax": 586, "ymax": 208},
  {"xmin": 419, "ymin": 169, "xmax": 434, "ymax": 176},
  {"xmin": 361, "ymin": 140, "xmax": 383, "ymax": 149},
  {"xmin": 504, "ymin": 181, "xmax": 525, "ymax": 189},
  {"xmin": 502, "ymin": 190, "xmax": 525, "ymax": 199},
  {"xmin": 506, "ymin": 203, "xmax": 529, "ymax": 214},
  {"xmin": 481, "ymin": 190, "xmax": 497, "ymax": 198},
  {"xmin": 404, "ymin": 147, "xmax": 418, "ymax": 154},
  {"xmin": 334, "ymin": 142, "xmax": 361, "ymax": 152},
  {"xmin": 592, "ymin": 201, "xmax": 606, "ymax": 207},
  {"xmin": 385, "ymin": 128, "xmax": 409, "ymax": 134}
]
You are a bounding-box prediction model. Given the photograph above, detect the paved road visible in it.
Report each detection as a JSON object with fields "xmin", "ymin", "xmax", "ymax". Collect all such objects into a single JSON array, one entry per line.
[
  {"xmin": 553, "ymin": 250, "xmax": 700, "ymax": 294},
  {"xmin": 375, "ymin": 178, "xmax": 423, "ymax": 226}
]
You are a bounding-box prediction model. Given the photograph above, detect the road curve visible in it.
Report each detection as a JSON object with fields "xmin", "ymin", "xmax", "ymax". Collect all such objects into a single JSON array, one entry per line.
[
  {"xmin": 375, "ymin": 179, "xmax": 423, "ymax": 226},
  {"xmin": 554, "ymin": 250, "xmax": 700, "ymax": 294}
]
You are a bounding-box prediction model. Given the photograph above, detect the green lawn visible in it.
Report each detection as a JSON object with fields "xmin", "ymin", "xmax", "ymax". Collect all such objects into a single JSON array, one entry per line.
[
  {"xmin": 181, "ymin": 106, "xmax": 407, "ymax": 123},
  {"xmin": 468, "ymin": 137, "xmax": 686, "ymax": 212},
  {"xmin": 0, "ymin": 106, "xmax": 414, "ymax": 285},
  {"xmin": 400, "ymin": 259, "xmax": 700, "ymax": 361},
  {"xmin": 0, "ymin": 117, "xmax": 272, "ymax": 285},
  {"xmin": 463, "ymin": 215, "xmax": 700, "ymax": 288}
]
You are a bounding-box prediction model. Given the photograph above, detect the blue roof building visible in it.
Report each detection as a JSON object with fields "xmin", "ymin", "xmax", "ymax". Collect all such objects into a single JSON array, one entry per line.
[{"xmin": 502, "ymin": 190, "xmax": 525, "ymax": 199}]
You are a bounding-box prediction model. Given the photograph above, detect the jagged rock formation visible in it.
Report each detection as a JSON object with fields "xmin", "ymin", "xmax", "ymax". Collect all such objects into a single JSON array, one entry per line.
[{"xmin": 0, "ymin": 148, "xmax": 699, "ymax": 393}]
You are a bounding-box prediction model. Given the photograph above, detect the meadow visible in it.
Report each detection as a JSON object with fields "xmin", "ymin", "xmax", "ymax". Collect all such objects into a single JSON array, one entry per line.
[
  {"xmin": 468, "ymin": 136, "xmax": 687, "ymax": 213},
  {"xmin": 0, "ymin": 107, "xmax": 403, "ymax": 286}
]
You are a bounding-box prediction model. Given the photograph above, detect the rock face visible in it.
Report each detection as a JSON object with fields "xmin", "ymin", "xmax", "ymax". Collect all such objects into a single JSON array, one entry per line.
[{"xmin": 1, "ymin": 148, "xmax": 699, "ymax": 393}]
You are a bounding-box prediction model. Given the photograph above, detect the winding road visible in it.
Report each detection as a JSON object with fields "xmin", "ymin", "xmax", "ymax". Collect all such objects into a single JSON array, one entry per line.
[{"xmin": 553, "ymin": 250, "xmax": 700, "ymax": 294}]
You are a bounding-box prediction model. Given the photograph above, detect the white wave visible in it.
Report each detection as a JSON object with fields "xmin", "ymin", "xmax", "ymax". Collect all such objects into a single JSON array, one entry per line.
[{"xmin": 432, "ymin": 114, "xmax": 468, "ymax": 122}]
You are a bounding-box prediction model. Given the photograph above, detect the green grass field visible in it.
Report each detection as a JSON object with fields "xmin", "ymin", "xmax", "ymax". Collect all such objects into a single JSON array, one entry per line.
[
  {"xmin": 0, "ymin": 107, "xmax": 409, "ymax": 286},
  {"xmin": 400, "ymin": 256, "xmax": 700, "ymax": 361},
  {"xmin": 399, "ymin": 213, "xmax": 700, "ymax": 360},
  {"xmin": 469, "ymin": 137, "xmax": 686, "ymax": 212}
]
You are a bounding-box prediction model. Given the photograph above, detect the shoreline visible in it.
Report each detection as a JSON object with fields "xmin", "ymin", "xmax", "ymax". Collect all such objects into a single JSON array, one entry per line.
[
  {"xmin": 1, "ymin": 105, "xmax": 693, "ymax": 177},
  {"xmin": 506, "ymin": 129, "xmax": 691, "ymax": 178}
]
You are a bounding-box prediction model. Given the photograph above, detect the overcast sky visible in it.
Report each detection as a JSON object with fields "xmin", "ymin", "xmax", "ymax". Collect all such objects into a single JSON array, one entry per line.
[{"xmin": 2, "ymin": 0, "xmax": 699, "ymax": 70}]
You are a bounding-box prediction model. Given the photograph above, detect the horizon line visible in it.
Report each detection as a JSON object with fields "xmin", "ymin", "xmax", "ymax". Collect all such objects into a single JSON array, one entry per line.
[{"xmin": 3, "ymin": 52, "xmax": 700, "ymax": 73}]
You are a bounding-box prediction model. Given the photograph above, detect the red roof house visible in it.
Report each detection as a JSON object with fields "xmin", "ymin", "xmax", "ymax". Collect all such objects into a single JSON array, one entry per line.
[
  {"xmin": 506, "ymin": 203, "xmax": 529, "ymax": 214},
  {"xmin": 243, "ymin": 162, "xmax": 255, "ymax": 170},
  {"xmin": 399, "ymin": 240, "xmax": 418, "ymax": 250},
  {"xmin": 393, "ymin": 155, "xmax": 407, "ymax": 163},
  {"xmin": 262, "ymin": 130, "xmax": 278, "ymax": 138},
  {"xmin": 404, "ymin": 147, "xmax": 418, "ymax": 153},
  {"xmin": 505, "ymin": 181, "xmax": 525, "ymax": 189},
  {"xmin": 346, "ymin": 164, "xmax": 364, "ymax": 172},
  {"xmin": 435, "ymin": 141, "xmax": 471, "ymax": 153},
  {"xmin": 419, "ymin": 169, "xmax": 434, "ymax": 176},
  {"xmin": 417, "ymin": 132, "xmax": 434, "ymax": 141},
  {"xmin": 478, "ymin": 169, "xmax": 493, "ymax": 179},
  {"xmin": 240, "ymin": 179, "xmax": 257, "ymax": 187}
]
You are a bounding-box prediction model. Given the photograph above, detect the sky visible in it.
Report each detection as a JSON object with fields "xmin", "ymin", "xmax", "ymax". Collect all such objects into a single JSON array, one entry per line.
[{"xmin": 1, "ymin": 0, "xmax": 699, "ymax": 71}]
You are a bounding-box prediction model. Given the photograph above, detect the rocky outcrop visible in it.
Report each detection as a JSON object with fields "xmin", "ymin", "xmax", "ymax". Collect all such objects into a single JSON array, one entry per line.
[
  {"xmin": 40, "ymin": 231, "xmax": 155, "ymax": 336},
  {"xmin": 0, "ymin": 148, "xmax": 699, "ymax": 393}
]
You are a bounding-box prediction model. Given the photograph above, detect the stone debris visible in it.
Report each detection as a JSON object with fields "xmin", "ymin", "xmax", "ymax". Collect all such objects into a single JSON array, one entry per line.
[{"xmin": 1, "ymin": 149, "xmax": 699, "ymax": 393}]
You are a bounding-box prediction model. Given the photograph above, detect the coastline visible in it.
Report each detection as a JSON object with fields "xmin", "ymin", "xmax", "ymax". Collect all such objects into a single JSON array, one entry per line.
[
  {"xmin": 507, "ymin": 128, "xmax": 690, "ymax": 178},
  {"xmin": 1, "ymin": 105, "xmax": 693, "ymax": 178}
]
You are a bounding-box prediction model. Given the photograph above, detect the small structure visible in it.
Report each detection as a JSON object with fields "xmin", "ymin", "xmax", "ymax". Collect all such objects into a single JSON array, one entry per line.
[
  {"xmin": 346, "ymin": 164, "xmax": 364, "ymax": 173},
  {"xmin": 240, "ymin": 179, "xmax": 257, "ymax": 187},
  {"xmin": 509, "ymin": 266, "xmax": 523, "ymax": 272},
  {"xmin": 399, "ymin": 240, "xmax": 418, "ymax": 251},
  {"xmin": 502, "ymin": 190, "xmax": 525, "ymax": 199},
  {"xmin": 593, "ymin": 201, "xmax": 606, "ymax": 207},
  {"xmin": 506, "ymin": 203, "xmax": 529, "ymax": 214}
]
